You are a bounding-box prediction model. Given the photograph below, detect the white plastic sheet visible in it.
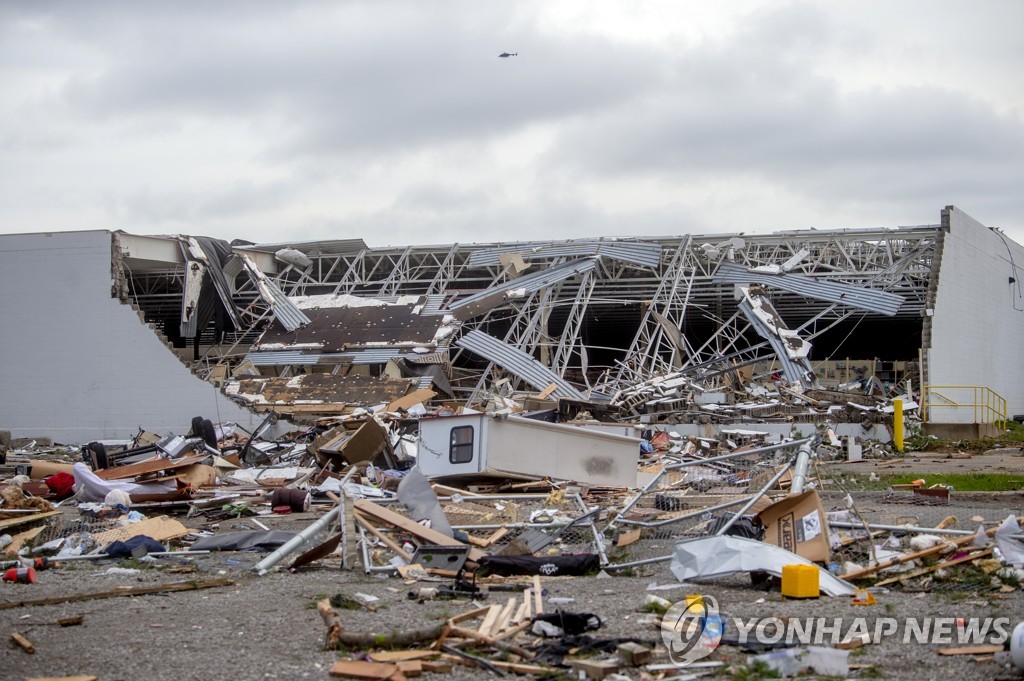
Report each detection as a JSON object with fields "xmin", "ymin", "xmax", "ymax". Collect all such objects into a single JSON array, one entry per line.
[
  {"xmin": 669, "ymin": 535, "xmax": 857, "ymax": 597},
  {"xmin": 72, "ymin": 462, "xmax": 175, "ymax": 503}
]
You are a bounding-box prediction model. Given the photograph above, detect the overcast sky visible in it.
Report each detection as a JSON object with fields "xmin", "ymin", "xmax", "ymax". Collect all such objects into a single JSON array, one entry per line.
[{"xmin": 2, "ymin": 1, "xmax": 1022, "ymax": 247}]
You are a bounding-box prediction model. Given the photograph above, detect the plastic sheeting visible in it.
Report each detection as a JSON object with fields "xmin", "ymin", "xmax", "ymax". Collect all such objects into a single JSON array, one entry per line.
[
  {"xmin": 72, "ymin": 462, "xmax": 176, "ymax": 504},
  {"xmin": 669, "ymin": 535, "xmax": 857, "ymax": 596}
]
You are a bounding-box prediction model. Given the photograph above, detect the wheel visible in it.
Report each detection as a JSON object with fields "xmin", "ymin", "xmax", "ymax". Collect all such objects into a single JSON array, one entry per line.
[{"xmin": 190, "ymin": 416, "xmax": 205, "ymax": 437}]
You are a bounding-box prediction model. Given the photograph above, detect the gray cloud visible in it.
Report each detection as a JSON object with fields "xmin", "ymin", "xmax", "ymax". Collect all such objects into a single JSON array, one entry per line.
[{"xmin": 1, "ymin": 1, "xmax": 1022, "ymax": 243}]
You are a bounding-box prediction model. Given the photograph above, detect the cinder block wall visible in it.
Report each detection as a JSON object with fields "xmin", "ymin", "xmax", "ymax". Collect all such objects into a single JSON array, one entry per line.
[
  {"xmin": 927, "ymin": 207, "xmax": 1024, "ymax": 422},
  {"xmin": 0, "ymin": 230, "xmax": 263, "ymax": 441}
]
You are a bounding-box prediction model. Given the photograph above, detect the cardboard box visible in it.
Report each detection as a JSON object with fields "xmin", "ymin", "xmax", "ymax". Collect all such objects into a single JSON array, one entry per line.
[{"xmin": 756, "ymin": 489, "xmax": 830, "ymax": 563}]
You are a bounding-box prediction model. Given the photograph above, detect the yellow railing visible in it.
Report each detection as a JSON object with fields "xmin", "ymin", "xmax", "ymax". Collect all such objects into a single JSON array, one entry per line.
[{"xmin": 921, "ymin": 385, "xmax": 1007, "ymax": 425}]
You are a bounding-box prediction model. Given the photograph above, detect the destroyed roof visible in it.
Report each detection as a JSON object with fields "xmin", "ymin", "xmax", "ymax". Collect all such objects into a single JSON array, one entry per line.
[
  {"xmin": 713, "ymin": 261, "xmax": 906, "ymax": 316},
  {"xmin": 254, "ymin": 296, "xmax": 455, "ymax": 352},
  {"xmin": 466, "ymin": 238, "xmax": 662, "ymax": 269},
  {"xmin": 224, "ymin": 373, "xmax": 420, "ymax": 414},
  {"xmin": 456, "ymin": 329, "xmax": 585, "ymax": 401}
]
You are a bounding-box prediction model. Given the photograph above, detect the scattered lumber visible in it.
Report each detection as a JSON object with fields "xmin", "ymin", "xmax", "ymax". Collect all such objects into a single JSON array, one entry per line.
[{"xmin": 0, "ymin": 578, "xmax": 234, "ymax": 610}]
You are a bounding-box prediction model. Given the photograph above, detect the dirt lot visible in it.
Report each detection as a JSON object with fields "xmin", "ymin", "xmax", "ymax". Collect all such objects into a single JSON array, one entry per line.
[{"xmin": 2, "ymin": 453, "xmax": 1023, "ymax": 681}]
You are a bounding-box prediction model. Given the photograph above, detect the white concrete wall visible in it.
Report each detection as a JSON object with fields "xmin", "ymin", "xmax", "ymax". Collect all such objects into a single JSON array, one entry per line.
[
  {"xmin": 927, "ymin": 207, "xmax": 1024, "ymax": 422},
  {"xmin": 0, "ymin": 230, "xmax": 263, "ymax": 442}
]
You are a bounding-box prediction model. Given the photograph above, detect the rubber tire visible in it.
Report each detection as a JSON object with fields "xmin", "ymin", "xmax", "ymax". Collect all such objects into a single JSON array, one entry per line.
[
  {"xmin": 200, "ymin": 418, "xmax": 218, "ymax": 449},
  {"xmin": 190, "ymin": 416, "xmax": 205, "ymax": 438}
]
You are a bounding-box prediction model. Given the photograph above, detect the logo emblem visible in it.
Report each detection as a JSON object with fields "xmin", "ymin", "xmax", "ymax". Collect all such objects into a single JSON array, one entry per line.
[{"xmin": 661, "ymin": 595, "xmax": 723, "ymax": 665}]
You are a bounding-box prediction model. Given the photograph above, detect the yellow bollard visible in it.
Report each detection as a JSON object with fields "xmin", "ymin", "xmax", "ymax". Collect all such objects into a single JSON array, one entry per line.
[{"xmin": 893, "ymin": 397, "xmax": 904, "ymax": 452}]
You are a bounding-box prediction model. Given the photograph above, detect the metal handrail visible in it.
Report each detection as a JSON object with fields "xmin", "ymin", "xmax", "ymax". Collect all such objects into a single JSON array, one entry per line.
[{"xmin": 921, "ymin": 385, "xmax": 1007, "ymax": 425}]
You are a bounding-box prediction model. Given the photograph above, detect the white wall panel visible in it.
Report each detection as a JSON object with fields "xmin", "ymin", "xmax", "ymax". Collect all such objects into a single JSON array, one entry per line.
[
  {"xmin": 928, "ymin": 207, "xmax": 1024, "ymax": 421},
  {"xmin": 0, "ymin": 231, "xmax": 262, "ymax": 441}
]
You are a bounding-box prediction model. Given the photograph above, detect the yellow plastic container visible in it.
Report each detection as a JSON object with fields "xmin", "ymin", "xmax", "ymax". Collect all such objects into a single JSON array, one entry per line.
[{"xmin": 781, "ymin": 564, "xmax": 820, "ymax": 598}]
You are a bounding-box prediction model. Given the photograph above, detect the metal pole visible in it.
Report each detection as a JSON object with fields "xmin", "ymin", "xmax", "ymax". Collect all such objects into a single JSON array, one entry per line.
[
  {"xmin": 790, "ymin": 442, "xmax": 813, "ymax": 495},
  {"xmin": 604, "ymin": 553, "xmax": 675, "ymax": 571},
  {"xmin": 253, "ymin": 467, "xmax": 360, "ymax": 575}
]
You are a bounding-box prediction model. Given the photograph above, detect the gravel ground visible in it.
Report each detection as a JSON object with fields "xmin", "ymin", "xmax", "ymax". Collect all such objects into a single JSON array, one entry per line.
[{"xmin": 3, "ymin": 502, "xmax": 1024, "ymax": 681}]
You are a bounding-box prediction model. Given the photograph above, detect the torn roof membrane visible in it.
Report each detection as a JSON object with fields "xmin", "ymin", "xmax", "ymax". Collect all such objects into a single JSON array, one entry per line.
[{"xmin": 253, "ymin": 295, "xmax": 457, "ymax": 353}]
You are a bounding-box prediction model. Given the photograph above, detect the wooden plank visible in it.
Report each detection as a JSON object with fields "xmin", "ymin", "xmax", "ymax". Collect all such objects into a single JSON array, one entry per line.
[
  {"xmin": 449, "ymin": 605, "xmax": 494, "ymax": 625},
  {"xmin": 480, "ymin": 527, "xmax": 509, "ymax": 548},
  {"xmin": 328, "ymin": 659, "xmax": 405, "ymax": 680},
  {"xmin": 522, "ymin": 588, "xmax": 532, "ymax": 620},
  {"xmin": 353, "ymin": 500, "xmax": 486, "ymax": 561},
  {"xmin": 369, "ymin": 650, "xmax": 438, "ymax": 663},
  {"xmin": 874, "ymin": 548, "xmax": 993, "ymax": 587},
  {"xmin": 94, "ymin": 455, "xmax": 208, "ymax": 480},
  {"xmin": 91, "ymin": 516, "xmax": 189, "ymax": 545},
  {"xmin": 0, "ymin": 511, "xmax": 61, "ymax": 532},
  {"xmin": 387, "ymin": 388, "xmax": 437, "ymax": 413},
  {"xmin": 536, "ymin": 383, "xmax": 558, "ymax": 400},
  {"xmin": 843, "ymin": 528, "xmax": 998, "ymax": 581},
  {"xmin": 3, "ymin": 526, "xmax": 45, "ymax": 558},
  {"xmin": 464, "ymin": 533, "xmax": 489, "ymax": 548},
  {"xmin": 11, "ymin": 631, "xmax": 35, "ymax": 654},
  {"xmin": 937, "ymin": 644, "xmax": 1004, "ymax": 655},
  {"xmin": 533, "ymin": 575, "xmax": 543, "ymax": 615},
  {"xmin": 0, "ymin": 578, "xmax": 234, "ymax": 610},
  {"xmin": 353, "ymin": 511, "xmax": 412, "ymax": 561},
  {"xmin": 396, "ymin": 660, "xmax": 422, "ymax": 677},
  {"xmin": 478, "ymin": 605, "xmax": 502, "ymax": 636},
  {"xmin": 495, "ymin": 597, "xmax": 517, "ymax": 634}
]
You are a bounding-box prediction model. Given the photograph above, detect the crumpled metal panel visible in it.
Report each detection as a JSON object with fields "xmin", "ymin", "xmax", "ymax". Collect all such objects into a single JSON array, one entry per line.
[
  {"xmin": 467, "ymin": 239, "xmax": 662, "ymax": 269},
  {"xmin": 448, "ymin": 258, "xmax": 598, "ymax": 320},
  {"xmin": 739, "ymin": 298, "xmax": 814, "ymax": 387},
  {"xmin": 712, "ymin": 261, "xmax": 905, "ymax": 316},
  {"xmin": 241, "ymin": 255, "xmax": 311, "ymax": 332},
  {"xmin": 455, "ymin": 330, "xmax": 585, "ymax": 401}
]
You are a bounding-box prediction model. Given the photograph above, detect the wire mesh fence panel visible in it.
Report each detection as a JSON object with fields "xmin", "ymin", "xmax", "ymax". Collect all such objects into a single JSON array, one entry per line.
[{"xmin": 357, "ymin": 493, "xmax": 606, "ymax": 572}]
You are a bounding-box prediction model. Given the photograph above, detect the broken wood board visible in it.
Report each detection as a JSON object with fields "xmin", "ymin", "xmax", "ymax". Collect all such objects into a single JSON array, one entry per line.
[
  {"xmin": 874, "ymin": 548, "xmax": 994, "ymax": 587},
  {"xmin": 152, "ymin": 463, "xmax": 218, "ymax": 488},
  {"xmin": 0, "ymin": 578, "xmax": 234, "ymax": 610},
  {"xmin": 93, "ymin": 455, "xmax": 208, "ymax": 481},
  {"xmin": 353, "ymin": 500, "xmax": 486, "ymax": 562},
  {"xmin": 937, "ymin": 644, "xmax": 1004, "ymax": 655},
  {"xmin": 354, "ymin": 510, "xmax": 413, "ymax": 561},
  {"xmin": 3, "ymin": 525, "xmax": 45, "ymax": 558},
  {"xmin": 91, "ymin": 515, "xmax": 189, "ymax": 545},
  {"xmin": 369, "ymin": 650, "xmax": 438, "ymax": 663},
  {"xmin": 843, "ymin": 527, "xmax": 998, "ymax": 581},
  {"xmin": 11, "ymin": 631, "xmax": 35, "ymax": 654},
  {"xmin": 328, "ymin": 659, "xmax": 405, "ymax": 680},
  {"xmin": 0, "ymin": 511, "xmax": 61, "ymax": 532},
  {"xmin": 387, "ymin": 388, "xmax": 437, "ymax": 413}
]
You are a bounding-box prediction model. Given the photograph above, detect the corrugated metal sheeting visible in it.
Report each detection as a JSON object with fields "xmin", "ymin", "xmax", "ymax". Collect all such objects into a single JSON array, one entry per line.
[
  {"xmin": 455, "ymin": 330, "xmax": 585, "ymax": 401},
  {"xmin": 738, "ymin": 298, "xmax": 815, "ymax": 386},
  {"xmin": 712, "ymin": 262, "xmax": 905, "ymax": 316},
  {"xmin": 448, "ymin": 258, "xmax": 599, "ymax": 316},
  {"xmin": 241, "ymin": 255, "xmax": 311, "ymax": 332},
  {"xmin": 467, "ymin": 239, "xmax": 662, "ymax": 269}
]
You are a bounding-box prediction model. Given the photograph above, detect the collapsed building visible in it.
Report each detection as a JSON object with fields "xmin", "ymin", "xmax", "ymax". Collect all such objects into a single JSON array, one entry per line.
[{"xmin": 1, "ymin": 205, "xmax": 1021, "ymax": 442}]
